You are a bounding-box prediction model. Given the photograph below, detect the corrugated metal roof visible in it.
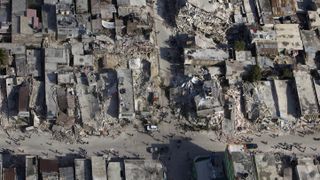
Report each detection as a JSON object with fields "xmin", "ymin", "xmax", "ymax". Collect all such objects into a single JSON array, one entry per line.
[
  {"xmin": 39, "ymin": 159, "xmax": 59, "ymax": 173},
  {"xmin": 18, "ymin": 82, "xmax": 29, "ymax": 112},
  {"xmin": 3, "ymin": 168, "xmax": 16, "ymax": 180}
]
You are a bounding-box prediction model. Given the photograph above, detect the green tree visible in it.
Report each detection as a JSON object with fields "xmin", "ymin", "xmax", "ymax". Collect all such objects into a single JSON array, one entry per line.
[
  {"xmin": 280, "ymin": 68, "xmax": 293, "ymax": 79},
  {"xmin": 0, "ymin": 48, "xmax": 8, "ymax": 68},
  {"xmin": 248, "ymin": 65, "xmax": 262, "ymax": 82},
  {"xmin": 234, "ymin": 40, "xmax": 246, "ymax": 51}
]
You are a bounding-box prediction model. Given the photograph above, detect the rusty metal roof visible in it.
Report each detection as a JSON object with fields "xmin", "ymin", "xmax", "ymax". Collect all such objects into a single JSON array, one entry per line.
[
  {"xmin": 271, "ymin": 0, "xmax": 296, "ymax": 16},
  {"xmin": 39, "ymin": 159, "xmax": 59, "ymax": 173},
  {"xmin": 3, "ymin": 168, "xmax": 16, "ymax": 180},
  {"xmin": 18, "ymin": 82, "xmax": 29, "ymax": 112}
]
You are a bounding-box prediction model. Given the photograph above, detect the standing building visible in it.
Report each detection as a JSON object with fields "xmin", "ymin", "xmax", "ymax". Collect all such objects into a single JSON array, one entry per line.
[
  {"xmin": 91, "ymin": 156, "xmax": 107, "ymax": 180},
  {"xmin": 255, "ymin": 153, "xmax": 293, "ymax": 180},
  {"xmin": 294, "ymin": 69, "xmax": 319, "ymax": 119},
  {"xmin": 224, "ymin": 144, "xmax": 258, "ymax": 180},
  {"xmin": 39, "ymin": 159, "xmax": 59, "ymax": 179},
  {"xmin": 25, "ymin": 156, "xmax": 38, "ymax": 180},
  {"xmin": 296, "ymin": 157, "xmax": 320, "ymax": 179},
  {"xmin": 18, "ymin": 82, "xmax": 30, "ymax": 118},
  {"xmin": 75, "ymin": 159, "xmax": 92, "ymax": 180},
  {"xmin": 124, "ymin": 159, "xmax": 166, "ymax": 180},
  {"xmin": 107, "ymin": 162, "xmax": 122, "ymax": 180},
  {"xmin": 59, "ymin": 167, "xmax": 74, "ymax": 180}
]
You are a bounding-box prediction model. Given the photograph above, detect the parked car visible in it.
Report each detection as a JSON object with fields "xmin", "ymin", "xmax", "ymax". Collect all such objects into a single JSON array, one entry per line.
[
  {"xmin": 313, "ymin": 137, "xmax": 320, "ymax": 141},
  {"xmin": 146, "ymin": 146, "xmax": 159, "ymax": 153},
  {"xmin": 244, "ymin": 143, "xmax": 258, "ymax": 149},
  {"xmin": 145, "ymin": 124, "xmax": 159, "ymax": 132},
  {"xmin": 146, "ymin": 146, "xmax": 169, "ymax": 154}
]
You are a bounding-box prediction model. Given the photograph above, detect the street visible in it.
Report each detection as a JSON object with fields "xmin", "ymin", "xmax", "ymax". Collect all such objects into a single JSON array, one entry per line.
[{"xmin": 0, "ymin": 121, "xmax": 320, "ymax": 180}]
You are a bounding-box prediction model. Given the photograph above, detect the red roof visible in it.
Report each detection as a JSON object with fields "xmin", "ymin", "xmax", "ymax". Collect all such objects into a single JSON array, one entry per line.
[
  {"xmin": 33, "ymin": 16, "xmax": 39, "ymax": 29},
  {"xmin": 39, "ymin": 159, "xmax": 59, "ymax": 173},
  {"xmin": 26, "ymin": 9, "xmax": 37, "ymax": 18},
  {"xmin": 26, "ymin": 9, "xmax": 40, "ymax": 29}
]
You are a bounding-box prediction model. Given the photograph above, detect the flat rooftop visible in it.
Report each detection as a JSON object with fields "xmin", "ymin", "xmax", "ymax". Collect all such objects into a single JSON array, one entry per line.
[
  {"xmin": 255, "ymin": 153, "xmax": 283, "ymax": 180},
  {"xmin": 74, "ymin": 159, "xmax": 91, "ymax": 180},
  {"xmin": 184, "ymin": 48, "xmax": 229, "ymax": 65},
  {"xmin": 25, "ymin": 156, "xmax": 38, "ymax": 180},
  {"xmin": 117, "ymin": 0, "xmax": 146, "ymax": 6},
  {"xmin": 256, "ymin": 81, "xmax": 277, "ymax": 118},
  {"xmin": 308, "ymin": 11, "xmax": 320, "ymax": 28},
  {"xmin": 296, "ymin": 157, "xmax": 320, "ymax": 179},
  {"xmin": 275, "ymin": 24, "xmax": 303, "ymax": 51},
  {"xmin": 194, "ymin": 155, "xmax": 225, "ymax": 180},
  {"xmin": 107, "ymin": 162, "xmax": 122, "ymax": 180},
  {"xmin": 91, "ymin": 156, "xmax": 107, "ymax": 180},
  {"xmin": 255, "ymin": 40, "xmax": 278, "ymax": 57},
  {"xmin": 59, "ymin": 167, "xmax": 74, "ymax": 180},
  {"xmin": 273, "ymin": 80, "xmax": 298, "ymax": 120},
  {"xmin": 294, "ymin": 70, "xmax": 319, "ymax": 116},
  {"xmin": 300, "ymin": 30, "xmax": 320, "ymax": 66},
  {"xmin": 124, "ymin": 159, "xmax": 164, "ymax": 180},
  {"xmin": 45, "ymin": 47, "xmax": 69, "ymax": 64},
  {"xmin": 301, "ymin": 30, "xmax": 320, "ymax": 48},
  {"xmin": 227, "ymin": 145, "xmax": 257, "ymax": 180},
  {"xmin": 0, "ymin": 44, "xmax": 25, "ymax": 54}
]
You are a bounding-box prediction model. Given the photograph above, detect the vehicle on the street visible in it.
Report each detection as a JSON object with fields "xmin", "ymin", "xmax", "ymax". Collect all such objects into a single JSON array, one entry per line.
[
  {"xmin": 313, "ymin": 137, "xmax": 320, "ymax": 141},
  {"xmin": 145, "ymin": 124, "xmax": 159, "ymax": 132},
  {"xmin": 244, "ymin": 143, "xmax": 258, "ymax": 149},
  {"xmin": 146, "ymin": 146, "xmax": 169, "ymax": 154},
  {"xmin": 146, "ymin": 146, "xmax": 159, "ymax": 153}
]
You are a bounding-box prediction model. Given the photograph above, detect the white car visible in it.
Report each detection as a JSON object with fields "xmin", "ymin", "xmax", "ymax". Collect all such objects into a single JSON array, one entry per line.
[{"xmin": 145, "ymin": 125, "xmax": 159, "ymax": 131}]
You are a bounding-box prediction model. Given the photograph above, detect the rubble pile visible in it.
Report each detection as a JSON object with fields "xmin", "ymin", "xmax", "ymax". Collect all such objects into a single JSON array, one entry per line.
[
  {"xmin": 1, "ymin": 0, "xmax": 320, "ymax": 146},
  {"xmin": 170, "ymin": 73, "xmax": 226, "ymax": 130},
  {"xmin": 241, "ymin": 83, "xmax": 280, "ymax": 132},
  {"xmin": 242, "ymin": 83, "xmax": 273, "ymax": 122},
  {"xmin": 241, "ymin": 82, "xmax": 298, "ymax": 133},
  {"xmin": 115, "ymin": 40, "xmax": 155, "ymax": 62},
  {"xmin": 225, "ymin": 87, "xmax": 250, "ymax": 132},
  {"xmin": 175, "ymin": 2, "xmax": 232, "ymax": 44},
  {"xmin": 130, "ymin": 58, "xmax": 155, "ymax": 118}
]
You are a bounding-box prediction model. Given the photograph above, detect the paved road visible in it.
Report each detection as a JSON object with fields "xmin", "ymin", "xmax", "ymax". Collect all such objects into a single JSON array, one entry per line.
[
  {"xmin": 0, "ymin": 2, "xmax": 319, "ymax": 179},
  {"xmin": 0, "ymin": 122, "xmax": 320, "ymax": 180}
]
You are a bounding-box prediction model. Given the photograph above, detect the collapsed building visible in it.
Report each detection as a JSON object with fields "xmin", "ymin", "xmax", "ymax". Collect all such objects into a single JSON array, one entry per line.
[
  {"xmin": 176, "ymin": 1, "xmax": 232, "ymax": 44},
  {"xmin": 44, "ymin": 47, "xmax": 70, "ymax": 121},
  {"xmin": 0, "ymin": 0, "xmax": 156, "ymax": 135},
  {"xmin": 1, "ymin": 0, "xmax": 320, "ymax": 143},
  {"xmin": 242, "ymin": 80, "xmax": 300, "ymax": 130},
  {"xmin": 242, "ymin": 81, "xmax": 277, "ymax": 122},
  {"xmin": 56, "ymin": 2, "xmax": 79, "ymax": 40},
  {"xmin": 117, "ymin": 69, "xmax": 135, "ymax": 120},
  {"xmin": 129, "ymin": 58, "xmax": 153, "ymax": 116},
  {"xmin": 194, "ymin": 79, "xmax": 224, "ymax": 118},
  {"xmin": 226, "ymin": 51, "xmax": 255, "ymax": 85}
]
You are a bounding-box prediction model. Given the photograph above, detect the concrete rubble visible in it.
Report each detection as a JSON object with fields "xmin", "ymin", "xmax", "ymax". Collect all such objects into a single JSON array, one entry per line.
[
  {"xmin": 0, "ymin": 0, "xmax": 319, "ymax": 146},
  {"xmin": 175, "ymin": 2, "xmax": 232, "ymax": 44}
]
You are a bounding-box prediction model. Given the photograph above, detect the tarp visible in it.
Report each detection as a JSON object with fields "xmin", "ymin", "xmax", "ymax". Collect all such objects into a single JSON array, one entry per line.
[{"xmin": 102, "ymin": 20, "xmax": 115, "ymax": 29}]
